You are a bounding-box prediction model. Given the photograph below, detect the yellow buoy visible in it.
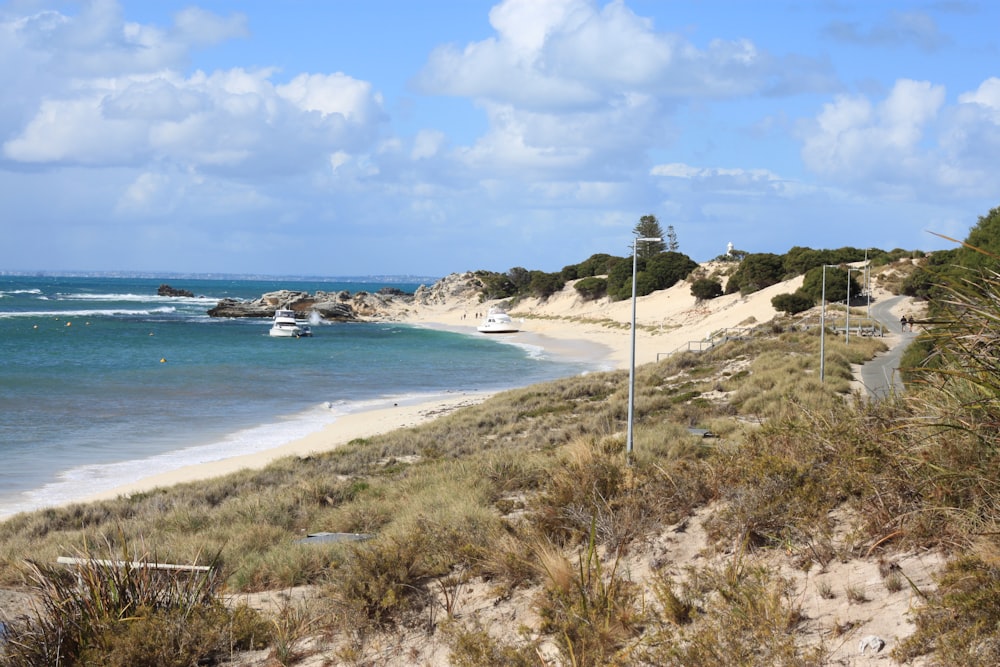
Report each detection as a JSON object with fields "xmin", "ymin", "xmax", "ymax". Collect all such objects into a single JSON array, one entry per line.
[
  {"xmin": 65, "ymin": 321, "xmax": 72, "ymax": 327},
  {"xmin": 160, "ymin": 358, "xmax": 167, "ymax": 363}
]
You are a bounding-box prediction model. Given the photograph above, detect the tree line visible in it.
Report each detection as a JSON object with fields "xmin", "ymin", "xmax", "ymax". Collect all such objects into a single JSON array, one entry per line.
[{"xmin": 472, "ymin": 213, "xmax": 931, "ymax": 309}]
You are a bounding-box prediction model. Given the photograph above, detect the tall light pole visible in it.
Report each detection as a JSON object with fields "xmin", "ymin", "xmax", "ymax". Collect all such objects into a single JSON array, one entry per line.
[
  {"xmin": 864, "ymin": 249, "xmax": 871, "ymax": 318},
  {"xmin": 846, "ymin": 269, "xmax": 852, "ymax": 344},
  {"xmin": 819, "ymin": 264, "xmax": 839, "ymax": 383},
  {"xmin": 626, "ymin": 236, "xmax": 662, "ymax": 461},
  {"xmin": 846, "ymin": 266, "xmax": 863, "ymax": 344}
]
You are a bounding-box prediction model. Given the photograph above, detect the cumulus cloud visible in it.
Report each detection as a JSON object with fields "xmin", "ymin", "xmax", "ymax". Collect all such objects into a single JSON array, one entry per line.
[
  {"xmin": 798, "ymin": 77, "xmax": 1000, "ymax": 199},
  {"xmin": 0, "ymin": 0, "xmax": 389, "ymax": 181},
  {"xmin": 417, "ymin": 0, "xmax": 834, "ymax": 107},
  {"xmin": 3, "ymin": 59, "xmax": 386, "ymax": 177},
  {"xmin": 799, "ymin": 79, "xmax": 945, "ymax": 190},
  {"xmin": 0, "ymin": 0, "xmax": 994, "ymax": 273},
  {"xmin": 410, "ymin": 0, "xmax": 838, "ymax": 184},
  {"xmin": 958, "ymin": 77, "xmax": 1000, "ymax": 115}
]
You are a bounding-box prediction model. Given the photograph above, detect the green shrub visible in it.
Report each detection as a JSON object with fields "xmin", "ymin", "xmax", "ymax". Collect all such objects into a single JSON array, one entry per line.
[
  {"xmin": 771, "ymin": 291, "xmax": 813, "ymax": 315},
  {"xmin": 690, "ymin": 277, "xmax": 723, "ymax": 301},
  {"xmin": 725, "ymin": 253, "xmax": 785, "ymax": 295}
]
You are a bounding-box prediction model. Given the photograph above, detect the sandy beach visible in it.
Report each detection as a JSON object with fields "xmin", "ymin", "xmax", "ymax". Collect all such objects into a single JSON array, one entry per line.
[{"xmin": 83, "ymin": 269, "xmax": 838, "ymax": 504}]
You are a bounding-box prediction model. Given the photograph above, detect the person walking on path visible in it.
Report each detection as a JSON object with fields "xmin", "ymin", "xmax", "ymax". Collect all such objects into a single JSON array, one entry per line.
[{"xmin": 900, "ymin": 315, "xmax": 908, "ymax": 332}]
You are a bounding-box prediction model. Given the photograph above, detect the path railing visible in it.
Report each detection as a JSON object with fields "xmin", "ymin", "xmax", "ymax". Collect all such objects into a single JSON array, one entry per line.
[
  {"xmin": 657, "ymin": 326, "xmax": 760, "ymax": 361},
  {"xmin": 655, "ymin": 314, "xmax": 886, "ymax": 363}
]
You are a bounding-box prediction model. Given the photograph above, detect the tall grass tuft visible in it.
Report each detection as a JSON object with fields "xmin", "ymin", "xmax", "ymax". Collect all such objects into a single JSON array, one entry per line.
[
  {"xmin": 886, "ymin": 255, "xmax": 1000, "ymax": 661},
  {"xmin": 535, "ymin": 523, "xmax": 644, "ymax": 667},
  {"xmin": 642, "ymin": 553, "xmax": 823, "ymax": 666},
  {"xmin": 0, "ymin": 533, "xmax": 269, "ymax": 667}
]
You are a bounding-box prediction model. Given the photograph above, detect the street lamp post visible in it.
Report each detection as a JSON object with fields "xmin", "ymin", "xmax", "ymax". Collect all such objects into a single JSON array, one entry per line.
[
  {"xmin": 846, "ymin": 270, "xmax": 852, "ymax": 344},
  {"xmin": 626, "ymin": 236, "xmax": 662, "ymax": 461},
  {"xmin": 819, "ymin": 264, "xmax": 839, "ymax": 383},
  {"xmin": 864, "ymin": 249, "xmax": 871, "ymax": 318},
  {"xmin": 846, "ymin": 266, "xmax": 863, "ymax": 344}
]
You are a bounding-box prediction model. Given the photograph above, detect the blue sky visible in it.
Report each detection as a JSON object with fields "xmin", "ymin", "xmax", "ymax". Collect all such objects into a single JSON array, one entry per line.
[{"xmin": 1, "ymin": 0, "xmax": 998, "ymax": 277}]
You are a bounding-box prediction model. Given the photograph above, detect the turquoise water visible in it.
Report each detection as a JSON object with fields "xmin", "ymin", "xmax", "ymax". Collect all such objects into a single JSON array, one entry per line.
[{"xmin": 0, "ymin": 276, "xmax": 595, "ymax": 517}]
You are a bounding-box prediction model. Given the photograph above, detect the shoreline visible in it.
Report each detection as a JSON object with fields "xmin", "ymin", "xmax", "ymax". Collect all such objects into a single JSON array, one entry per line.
[
  {"xmin": 77, "ymin": 323, "xmax": 621, "ymax": 506},
  {"xmin": 81, "ymin": 390, "xmax": 497, "ymax": 503},
  {"xmin": 16, "ymin": 270, "xmax": 811, "ymax": 514}
]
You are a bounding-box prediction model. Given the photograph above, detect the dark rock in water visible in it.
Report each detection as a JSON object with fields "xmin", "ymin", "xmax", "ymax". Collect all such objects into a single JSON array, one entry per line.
[{"xmin": 157, "ymin": 284, "xmax": 194, "ymax": 298}]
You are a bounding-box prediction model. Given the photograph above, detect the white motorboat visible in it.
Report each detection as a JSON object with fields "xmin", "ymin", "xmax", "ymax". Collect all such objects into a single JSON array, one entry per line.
[
  {"xmin": 269, "ymin": 309, "xmax": 313, "ymax": 337},
  {"xmin": 477, "ymin": 307, "xmax": 519, "ymax": 334}
]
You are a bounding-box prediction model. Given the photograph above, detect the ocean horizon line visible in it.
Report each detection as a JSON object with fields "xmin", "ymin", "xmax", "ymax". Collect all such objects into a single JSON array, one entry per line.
[{"xmin": 0, "ymin": 270, "xmax": 443, "ymax": 284}]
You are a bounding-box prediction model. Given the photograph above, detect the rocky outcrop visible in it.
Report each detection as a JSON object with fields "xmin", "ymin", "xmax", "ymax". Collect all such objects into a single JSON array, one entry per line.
[
  {"xmin": 206, "ymin": 274, "xmax": 488, "ymax": 322},
  {"xmin": 158, "ymin": 284, "xmax": 194, "ymax": 297},
  {"xmin": 412, "ymin": 272, "xmax": 483, "ymax": 306},
  {"xmin": 207, "ymin": 287, "xmax": 423, "ymax": 321}
]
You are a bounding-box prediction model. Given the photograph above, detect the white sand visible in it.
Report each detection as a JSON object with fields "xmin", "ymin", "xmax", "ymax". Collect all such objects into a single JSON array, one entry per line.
[
  {"xmin": 84, "ymin": 270, "xmax": 830, "ymax": 503},
  {"xmin": 83, "ymin": 392, "xmax": 490, "ymax": 502}
]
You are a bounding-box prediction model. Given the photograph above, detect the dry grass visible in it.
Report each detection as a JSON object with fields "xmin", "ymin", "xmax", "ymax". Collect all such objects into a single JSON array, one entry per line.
[
  {"xmin": 3, "ymin": 270, "xmax": 1000, "ymax": 664},
  {"xmin": 0, "ymin": 534, "xmax": 269, "ymax": 666}
]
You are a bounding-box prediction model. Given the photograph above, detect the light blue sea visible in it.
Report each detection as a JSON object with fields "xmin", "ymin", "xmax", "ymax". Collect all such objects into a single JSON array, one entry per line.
[{"xmin": 0, "ymin": 275, "xmax": 598, "ymax": 518}]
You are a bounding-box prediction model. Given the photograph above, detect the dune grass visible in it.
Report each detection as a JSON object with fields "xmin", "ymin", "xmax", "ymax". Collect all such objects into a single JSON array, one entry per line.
[{"xmin": 2, "ymin": 285, "xmax": 999, "ymax": 664}]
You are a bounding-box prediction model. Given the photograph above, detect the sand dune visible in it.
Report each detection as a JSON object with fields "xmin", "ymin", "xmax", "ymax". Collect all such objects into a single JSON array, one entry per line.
[
  {"xmin": 392, "ymin": 269, "xmax": 806, "ymax": 368},
  {"xmin": 86, "ymin": 270, "xmax": 833, "ymax": 501}
]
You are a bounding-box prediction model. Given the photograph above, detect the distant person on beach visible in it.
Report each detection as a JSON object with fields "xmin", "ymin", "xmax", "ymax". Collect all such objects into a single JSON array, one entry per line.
[{"xmin": 900, "ymin": 315, "xmax": 908, "ymax": 332}]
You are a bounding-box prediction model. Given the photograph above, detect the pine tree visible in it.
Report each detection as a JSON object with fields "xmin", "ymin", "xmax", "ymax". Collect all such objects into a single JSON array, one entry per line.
[
  {"xmin": 666, "ymin": 225, "xmax": 679, "ymax": 251},
  {"xmin": 632, "ymin": 215, "xmax": 666, "ymax": 259}
]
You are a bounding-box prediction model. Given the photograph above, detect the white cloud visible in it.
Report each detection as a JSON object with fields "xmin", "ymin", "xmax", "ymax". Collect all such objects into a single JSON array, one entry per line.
[
  {"xmin": 276, "ymin": 73, "xmax": 384, "ymax": 124},
  {"xmin": 0, "ymin": 1, "xmax": 994, "ymax": 274},
  {"xmin": 415, "ymin": 0, "xmax": 833, "ymax": 108},
  {"xmin": 958, "ymin": 77, "xmax": 1000, "ymax": 115},
  {"xmin": 799, "ymin": 79, "xmax": 945, "ymax": 189},
  {"xmin": 799, "ymin": 77, "xmax": 1000, "ymax": 200},
  {"xmin": 410, "ymin": 0, "xmax": 836, "ymax": 183},
  {"xmin": 3, "ymin": 61, "xmax": 387, "ymax": 173},
  {"xmin": 4, "ymin": 95, "xmax": 148, "ymax": 164}
]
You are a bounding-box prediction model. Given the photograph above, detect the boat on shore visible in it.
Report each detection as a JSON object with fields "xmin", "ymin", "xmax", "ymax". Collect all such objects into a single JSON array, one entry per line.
[
  {"xmin": 477, "ymin": 307, "xmax": 519, "ymax": 334},
  {"xmin": 268, "ymin": 309, "xmax": 313, "ymax": 338}
]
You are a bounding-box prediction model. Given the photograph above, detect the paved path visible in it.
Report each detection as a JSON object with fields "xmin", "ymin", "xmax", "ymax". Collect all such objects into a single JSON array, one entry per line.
[{"xmin": 858, "ymin": 295, "xmax": 918, "ymax": 399}]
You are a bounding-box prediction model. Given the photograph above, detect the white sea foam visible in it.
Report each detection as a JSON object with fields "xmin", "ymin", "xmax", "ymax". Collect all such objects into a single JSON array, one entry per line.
[
  {"xmin": 0, "ymin": 288, "xmax": 43, "ymax": 297},
  {"xmin": 57, "ymin": 292, "xmax": 218, "ymax": 305},
  {"xmin": 0, "ymin": 307, "xmax": 177, "ymax": 318},
  {"xmin": 0, "ymin": 391, "xmax": 469, "ymax": 518},
  {"xmin": 496, "ymin": 338, "xmax": 548, "ymax": 360}
]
